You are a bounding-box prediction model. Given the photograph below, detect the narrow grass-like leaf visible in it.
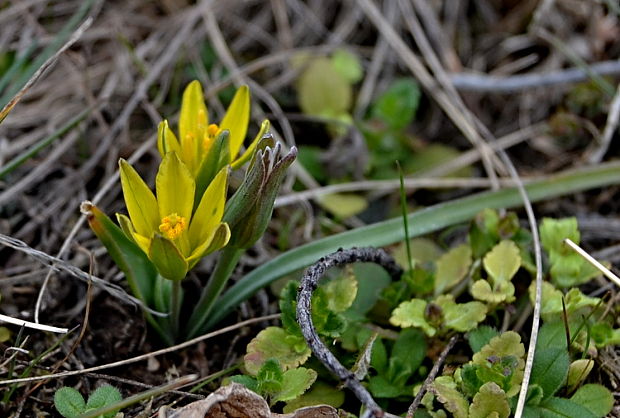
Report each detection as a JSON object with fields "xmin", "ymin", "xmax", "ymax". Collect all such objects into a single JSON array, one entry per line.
[
  {"xmin": 0, "ymin": 107, "xmax": 93, "ymax": 179},
  {"xmin": 206, "ymin": 161, "xmax": 620, "ymax": 328}
]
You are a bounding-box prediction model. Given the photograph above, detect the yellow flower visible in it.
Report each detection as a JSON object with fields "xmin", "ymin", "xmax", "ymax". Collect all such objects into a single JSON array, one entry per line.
[
  {"xmin": 157, "ymin": 81, "xmax": 269, "ymax": 180},
  {"xmin": 117, "ymin": 152, "xmax": 230, "ymax": 280}
]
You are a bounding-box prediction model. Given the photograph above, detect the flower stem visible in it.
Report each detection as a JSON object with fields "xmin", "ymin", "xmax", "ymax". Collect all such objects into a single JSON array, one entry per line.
[
  {"xmin": 170, "ymin": 280, "xmax": 182, "ymax": 341},
  {"xmin": 186, "ymin": 246, "xmax": 244, "ymax": 338}
]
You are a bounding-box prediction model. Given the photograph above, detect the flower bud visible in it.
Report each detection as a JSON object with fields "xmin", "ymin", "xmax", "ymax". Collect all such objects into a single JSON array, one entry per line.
[{"xmin": 223, "ymin": 134, "xmax": 297, "ymax": 249}]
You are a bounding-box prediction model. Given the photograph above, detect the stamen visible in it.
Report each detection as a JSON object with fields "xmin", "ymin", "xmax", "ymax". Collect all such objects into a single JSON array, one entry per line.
[
  {"xmin": 207, "ymin": 123, "xmax": 220, "ymax": 138},
  {"xmin": 159, "ymin": 213, "xmax": 187, "ymax": 240}
]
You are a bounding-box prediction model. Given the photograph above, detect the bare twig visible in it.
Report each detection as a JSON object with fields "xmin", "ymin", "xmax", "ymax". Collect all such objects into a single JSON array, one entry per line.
[
  {"xmin": 564, "ymin": 238, "xmax": 620, "ymax": 289},
  {"xmin": 296, "ymin": 247, "xmax": 403, "ymax": 418},
  {"xmin": 407, "ymin": 335, "xmax": 458, "ymax": 418}
]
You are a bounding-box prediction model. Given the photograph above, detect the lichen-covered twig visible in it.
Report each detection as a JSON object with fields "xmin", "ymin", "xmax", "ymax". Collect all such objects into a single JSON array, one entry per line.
[{"xmin": 296, "ymin": 247, "xmax": 403, "ymax": 418}]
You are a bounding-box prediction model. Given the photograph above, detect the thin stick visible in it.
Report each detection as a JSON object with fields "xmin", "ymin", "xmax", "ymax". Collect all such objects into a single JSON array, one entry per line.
[
  {"xmin": 407, "ymin": 335, "xmax": 458, "ymax": 418},
  {"xmin": 564, "ymin": 238, "xmax": 620, "ymax": 289},
  {"xmin": 0, "ymin": 314, "xmax": 279, "ymax": 385},
  {"xmin": 0, "ymin": 315, "xmax": 67, "ymax": 334},
  {"xmin": 588, "ymin": 83, "xmax": 620, "ymax": 163}
]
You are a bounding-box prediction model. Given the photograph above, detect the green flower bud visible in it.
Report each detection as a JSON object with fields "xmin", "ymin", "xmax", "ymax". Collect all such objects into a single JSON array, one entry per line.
[{"xmin": 224, "ymin": 134, "xmax": 297, "ymax": 249}]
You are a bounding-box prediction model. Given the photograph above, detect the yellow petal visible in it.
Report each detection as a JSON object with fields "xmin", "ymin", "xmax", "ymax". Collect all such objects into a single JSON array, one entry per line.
[
  {"xmin": 220, "ymin": 85, "xmax": 250, "ymax": 160},
  {"xmin": 179, "ymin": 80, "xmax": 208, "ymax": 172},
  {"xmin": 119, "ymin": 159, "xmax": 159, "ymax": 237},
  {"xmin": 157, "ymin": 120, "xmax": 181, "ymax": 156},
  {"xmin": 186, "ymin": 223, "xmax": 231, "ymax": 269},
  {"xmin": 149, "ymin": 234, "xmax": 188, "ymax": 281},
  {"xmin": 156, "ymin": 152, "xmax": 195, "ymax": 223},
  {"xmin": 231, "ymin": 119, "xmax": 270, "ymax": 170},
  {"xmin": 188, "ymin": 166, "xmax": 228, "ymax": 249}
]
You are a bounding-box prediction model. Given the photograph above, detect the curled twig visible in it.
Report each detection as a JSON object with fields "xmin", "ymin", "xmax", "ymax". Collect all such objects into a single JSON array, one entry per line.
[{"xmin": 296, "ymin": 247, "xmax": 403, "ymax": 418}]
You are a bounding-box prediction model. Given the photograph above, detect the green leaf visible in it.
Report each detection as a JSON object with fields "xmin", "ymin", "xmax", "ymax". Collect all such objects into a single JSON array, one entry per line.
[
  {"xmin": 590, "ymin": 322, "xmax": 620, "ymax": 347},
  {"xmin": 570, "ymin": 384, "xmax": 614, "ymax": 417},
  {"xmin": 323, "ymin": 269, "xmax": 358, "ymax": 312},
  {"xmin": 368, "ymin": 375, "xmax": 408, "ymax": 398},
  {"xmin": 483, "ymin": 240, "xmax": 521, "ymax": 283},
  {"xmin": 391, "ymin": 329, "xmax": 426, "ymax": 375},
  {"xmin": 390, "ymin": 299, "xmax": 436, "ymax": 336},
  {"xmin": 279, "ymin": 280, "xmax": 303, "ymax": 337},
  {"xmin": 530, "ymin": 348, "xmax": 570, "ymax": 399},
  {"xmin": 244, "ymin": 327, "xmax": 311, "ymax": 375},
  {"xmin": 469, "ymin": 382, "xmax": 510, "ymax": 418},
  {"xmin": 207, "ymin": 161, "xmax": 620, "ymax": 329},
  {"xmin": 330, "ymin": 49, "xmax": 363, "ymax": 83},
  {"xmin": 272, "ymin": 367, "xmax": 318, "ymax": 404},
  {"xmin": 229, "ymin": 375, "xmax": 259, "ymax": 393},
  {"xmin": 391, "ymin": 238, "xmax": 443, "ymax": 269},
  {"xmin": 471, "ymin": 279, "xmax": 515, "ymax": 304},
  {"xmin": 437, "ymin": 295, "xmax": 487, "ymax": 333},
  {"xmin": 540, "ymin": 218, "xmax": 580, "ymax": 255},
  {"xmin": 434, "ymin": 244, "xmax": 472, "ymax": 296},
  {"xmin": 256, "ymin": 358, "xmax": 284, "ymax": 395},
  {"xmin": 469, "ymin": 209, "xmax": 500, "ymax": 258},
  {"xmin": 283, "ymin": 381, "xmax": 345, "ymax": 413},
  {"xmin": 536, "ymin": 321, "xmax": 569, "ymax": 351},
  {"xmin": 537, "ymin": 396, "xmax": 597, "ymax": 418},
  {"xmin": 86, "ymin": 385, "xmax": 122, "ymax": 418},
  {"xmin": 298, "ymin": 57, "xmax": 351, "ymax": 117},
  {"xmin": 319, "ymin": 193, "xmax": 368, "ymax": 219},
  {"xmin": 468, "ymin": 325, "xmax": 500, "ymax": 353},
  {"xmin": 372, "ymin": 78, "xmax": 420, "ymax": 130},
  {"xmin": 432, "ymin": 376, "xmax": 469, "ymax": 418},
  {"xmin": 54, "ymin": 387, "xmax": 86, "ymax": 418},
  {"xmin": 347, "ymin": 263, "xmax": 392, "ymax": 316}
]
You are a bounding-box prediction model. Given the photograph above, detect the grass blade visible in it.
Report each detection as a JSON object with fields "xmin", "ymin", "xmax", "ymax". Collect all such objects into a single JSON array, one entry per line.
[{"xmin": 206, "ymin": 161, "xmax": 620, "ymax": 328}]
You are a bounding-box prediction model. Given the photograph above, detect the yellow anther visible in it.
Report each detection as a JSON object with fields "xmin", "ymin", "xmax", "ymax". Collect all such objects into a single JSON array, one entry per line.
[
  {"xmin": 207, "ymin": 123, "xmax": 220, "ymax": 138},
  {"xmin": 159, "ymin": 213, "xmax": 187, "ymax": 240}
]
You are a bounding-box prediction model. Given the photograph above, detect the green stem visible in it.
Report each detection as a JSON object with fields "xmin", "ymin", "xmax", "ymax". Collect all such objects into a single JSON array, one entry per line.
[
  {"xmin": 186, "ymin": 246, "xmax": 244, "ymax": 338},
  {"xmin": 170, "ymin": 280, "xmax": 182, "ymax": 341}
]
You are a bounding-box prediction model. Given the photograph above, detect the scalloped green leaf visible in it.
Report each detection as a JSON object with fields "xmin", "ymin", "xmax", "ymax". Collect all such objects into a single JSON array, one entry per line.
[
  {"xmin": 483, "ymin": 240, "xmax": 521, "ymax": 283},
  {"xmin": 434, "ymin": 244, "xmax": 472, "ymax": 296},
  {"xmin": 437, "ymin": 294, "xmax": 487, "ymax": 333},
  {"xmin": 472, "ymin": 331, "xmax": 525, "ymax": 397},
  {"xmin": 389, "ymin": 299, "xmax": 436, "ymax": 336},
  {"xmin": 469, "ymin": 382, "xmax": 510, "ymax": 418},
  {"xmin": 471, "ymin": 279, "xmax": 515, "ymax": 304},
  {"xmin": 257, "ymin": 358, "xmax": 284, "ymax": 395},
  {"xmin": 323, "ymin": 269, "xmax": 358, "ymax": 313},
  {"xmin": 540, "ymin": 217, "xmax": 580, "ymax": 255},
  {"xmin": 272, "ymin": 367, "xmax": 318, "ymax": 404},
  {"xmin": 570, "ymin": 384, "xmax": 614, "ymax": 417},
  {"xmin": 432, "ymin": 376, "xmax": 469, "ymax": 418},
  {"xmin": 244, "ymin": 327, "xmax": 311, "ymax": 375}
]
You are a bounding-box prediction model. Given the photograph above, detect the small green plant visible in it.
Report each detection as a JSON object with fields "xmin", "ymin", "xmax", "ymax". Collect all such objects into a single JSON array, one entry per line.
[
  {"xmin": 82, "ymin": 81, "xmax": 296, "ymax": 343},
  {"xmin": 54, "ymin": 385, "xmax": 122, "ymax": 418}
]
